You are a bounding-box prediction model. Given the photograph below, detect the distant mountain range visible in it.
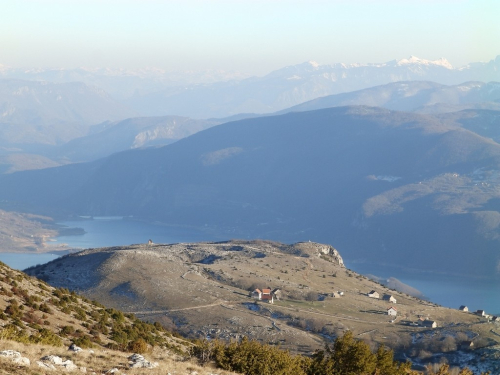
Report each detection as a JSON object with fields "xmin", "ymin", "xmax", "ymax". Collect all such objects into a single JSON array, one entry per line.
[
  {"xmin": 2, "ymin": 106, "xmax": 500, "ymax": 279},
  {"xmin": 282, "ymin": 81, "xmax": 500, "ymax": 114},
  {"xmin": 1, "ymin": 80, "xmax": 497, "ymax": 169},
  {"xmin": 122, "ymin": 56, "xmax": 500, "ymax": 118},
  {"xmin": 1, "ymin": 56, "xmax": 499, "ymax": 118},
  {"xmin": 47, "ymin": 116, "xmax": 221, "ymax": 162},
  {"xmin": 0, "ymin": 79, "xmax": 135, "ymax": 147}
]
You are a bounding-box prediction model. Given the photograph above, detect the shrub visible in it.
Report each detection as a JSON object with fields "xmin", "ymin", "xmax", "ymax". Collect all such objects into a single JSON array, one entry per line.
[
  {"xmin": 128, "ymin": 338, "xmax": 148, "ymax": 354},
  {"xmin": 60, "ymin": 325, "xmax": 75, "ymax": 336},
  {"xmin": 73, "ymin": 335, "xmax": 93, "ymax": 348}
]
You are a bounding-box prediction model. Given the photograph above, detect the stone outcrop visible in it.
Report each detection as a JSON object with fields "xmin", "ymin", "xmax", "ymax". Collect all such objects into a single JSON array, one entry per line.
[
  {"xmin": 69, "ymin": 343, "xmax": 83, "ymax": 352},
  {"xmin": 128, "ymin": 353, "xmax": 159, "ymax": 368},
  {"xmin": 0, "ymin": 350, "xmax": 30, "ymax": 366},
  {"xmin": 37, "ymin": 355, "xmax": 77, "ymax": 371}
]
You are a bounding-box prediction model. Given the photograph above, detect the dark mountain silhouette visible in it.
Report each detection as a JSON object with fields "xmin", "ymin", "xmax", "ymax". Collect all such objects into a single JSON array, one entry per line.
[{"xmin": 1, "ymin": 106, "xmax": 500, "ymax": 277}]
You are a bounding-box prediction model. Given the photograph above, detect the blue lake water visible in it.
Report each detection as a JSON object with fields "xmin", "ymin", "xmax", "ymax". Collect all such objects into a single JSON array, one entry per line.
[
  {"xmin": 0, "ymin": 217, "xmax": 498, "ymax": 316},
  {"xmin": 347, "ymin": 261, "xmax": 500, "ymax": 316},
  {"xmin": 54, "ymin": 217, "xmax": 219, "ymax": 249}
]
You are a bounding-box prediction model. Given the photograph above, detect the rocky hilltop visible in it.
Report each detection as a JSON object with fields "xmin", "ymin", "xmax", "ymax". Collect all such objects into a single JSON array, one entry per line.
[{"xmin": 25, "ymin": 240, "xmax": 500, "ymax": 372}]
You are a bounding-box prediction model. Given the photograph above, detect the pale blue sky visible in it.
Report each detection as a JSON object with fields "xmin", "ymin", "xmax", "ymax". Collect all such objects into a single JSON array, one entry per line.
[{"xmin": 1, "ymin": 0, "xmax": 499, "ymax": 75}]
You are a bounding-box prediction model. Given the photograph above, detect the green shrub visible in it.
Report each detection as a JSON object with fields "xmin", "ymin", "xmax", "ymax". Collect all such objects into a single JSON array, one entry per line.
[
  {"xmin": 29, "ymin": 328, "xmax": 62, "ymax": 346},
  {"xmin": 73, "ymin": 335, "xmax": 93, "ymax": 348}
]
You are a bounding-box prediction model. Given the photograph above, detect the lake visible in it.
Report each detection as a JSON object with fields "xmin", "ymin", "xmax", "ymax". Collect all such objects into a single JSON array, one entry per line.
[
  {"xmin": 347, "ymin": 261, "xmax": 500, "ymax": 316},
  {"xmin": 55, "ymin": 217, "xmax": 220, "ymax": 248},
  {"xmin": 1, "ymin": 217, "xmax": 498, "ymax": 316}
]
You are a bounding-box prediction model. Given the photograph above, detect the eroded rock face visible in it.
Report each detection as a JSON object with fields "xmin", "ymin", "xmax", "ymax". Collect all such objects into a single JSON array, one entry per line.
[
  {"xmin": 293, "ymin": 242, "xmax": 345, "ymax": 266},
  {"xmin": 0, "ymin": 350, "xmax": 30, "ymax": 366}
]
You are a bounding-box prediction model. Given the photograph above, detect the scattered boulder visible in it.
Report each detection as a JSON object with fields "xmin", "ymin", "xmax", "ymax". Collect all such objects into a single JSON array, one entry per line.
[
  {"xmin": 0, "ymin": 350, "xmax": 30, "ymax": 366},
  {"xmin": 69, "ymin": 343, "xmax": 83, "ymax": 352},
  {"xmin": 128, "ymin": 353, "xmax": 159, "ymax": 369},
  {"xmin": 39, "ymin": 355, "xmax": 77, "ymax": 371},
  {"xmin": 37, "ymin": 361, "xmax": 57, "ymax": 371}
]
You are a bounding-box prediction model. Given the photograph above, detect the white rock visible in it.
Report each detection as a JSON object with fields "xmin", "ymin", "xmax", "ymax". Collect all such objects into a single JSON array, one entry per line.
[
  {"xmin": 39, "ymin": 355, "xmax": 77, "ymax": 371},
  {"xmin": 61, "ymin": 360, "xmax": 78, "ymax": 371},
  {"xmin": 37, "ymin": 361, "xmax": 57, "ymax": 370},
  {"xmin": 41, "ymin": 355, "xmax": 64, "ymax": 365},
  {"xmin": 130, "ymin": 360, "xmax": 159, "ymax": 368},
  {"xmin": 105, "ymin": 368, "xmax": 121, "ymax": 374},
  {"xmin": 128, "ymin": 353, "xmax": 145, "ymax": 362},
  {"xmin": 127, "ymin": 352, "xmax": 158, "ymax": 369},
  {"xmin": 0, "ymin": 350, "xmax": 31, "ymax": 366},
  {"xmin": 0, "ymin": 350, "xmax": 20, "ymax": 357},
  {"xmin": 69, "ymin": 343, "xmax": 82, "ymax": 352}
]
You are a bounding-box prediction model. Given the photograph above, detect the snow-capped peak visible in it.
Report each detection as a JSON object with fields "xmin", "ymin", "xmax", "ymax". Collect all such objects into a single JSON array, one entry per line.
[
  {"xmin": 308, "ymin": 60, "xmax": 320, "ymax": 68},
  {"xmin": 395, "ymin": 56, "xmax": 453, "ymax": 69}
]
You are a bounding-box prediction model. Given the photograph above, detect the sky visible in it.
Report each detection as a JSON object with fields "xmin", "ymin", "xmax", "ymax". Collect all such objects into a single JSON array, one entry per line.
[{"xmin": 1, "ymin": 0, "xmax": 499, "ymax": 76}]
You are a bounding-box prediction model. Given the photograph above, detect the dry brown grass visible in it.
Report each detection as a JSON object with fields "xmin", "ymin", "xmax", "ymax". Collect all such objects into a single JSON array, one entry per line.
[{"xmin": 0, "ymin": 339, "xmax": 239, "ymax": 375}]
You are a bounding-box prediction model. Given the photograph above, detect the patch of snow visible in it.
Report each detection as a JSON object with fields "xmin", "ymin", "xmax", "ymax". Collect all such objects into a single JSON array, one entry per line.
[{"xmin": 395, "ymin": 56, "xmax": 453, "ymax": 69}]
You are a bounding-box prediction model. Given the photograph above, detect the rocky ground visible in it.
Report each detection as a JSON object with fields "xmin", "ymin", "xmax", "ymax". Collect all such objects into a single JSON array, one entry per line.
[{"xmin": 0, "ymin": 340, "xmax": 238, "ymax": 375}]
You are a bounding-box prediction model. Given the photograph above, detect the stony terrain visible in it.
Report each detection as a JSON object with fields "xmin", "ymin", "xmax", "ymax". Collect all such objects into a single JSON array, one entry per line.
[
  {"xmin": 0, "ymin": 341, "xmax": 237, "ymax": 375},
  {"xmin": 25, "ymin": 240, "xmax": 500, "ymax": 372},
  {"xmin": 0, "ymin": 259, "xmax": 240, "ymax": 374}
]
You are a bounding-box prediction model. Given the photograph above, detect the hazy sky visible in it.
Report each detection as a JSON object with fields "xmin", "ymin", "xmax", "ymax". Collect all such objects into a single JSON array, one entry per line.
[{"xmin": 2, "ymin": 0, "xmax": 499, "ymax": 75}]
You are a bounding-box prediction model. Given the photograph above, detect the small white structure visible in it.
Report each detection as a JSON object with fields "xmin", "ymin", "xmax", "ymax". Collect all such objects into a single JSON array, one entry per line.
[
  {"xmin": 272, "ymin": 288, "xmax": 282, "ymax": 301},
  {"xmin": 476, "ymin": 310, "xmax": 486, "ymax": 317},
  {"xmin": 383, "ymin": 295, "xmax": 397, "ymax": 304},
  {"xmin": 367, "ymin": 290, "xmax": 379, "ymax": 299},
  {"xmin": 251, "ymin": 289, "xmax": 262, "ymax": 300},
  {"xmin": 421, "ymin": 320, "xmax": 437, "ymax": 328},
  {"xmin": 459, "ymin": 305, "xmax": 468, "ymax": 312},
  {"xmin": 387, "ymin": 306, "xmax": 397, "ymax": 316}
]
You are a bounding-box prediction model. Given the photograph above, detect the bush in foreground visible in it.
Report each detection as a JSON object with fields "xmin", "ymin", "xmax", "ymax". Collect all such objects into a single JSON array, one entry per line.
[{"xmin": 192, "ymin": 331, "xmax": 489, "ymax": 375}]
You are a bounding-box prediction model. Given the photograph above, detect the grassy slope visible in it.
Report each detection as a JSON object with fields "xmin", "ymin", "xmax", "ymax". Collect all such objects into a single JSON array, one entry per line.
[{"xmin": 0, "ymin": 260, "xmax": 239, "ymax": 375}]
